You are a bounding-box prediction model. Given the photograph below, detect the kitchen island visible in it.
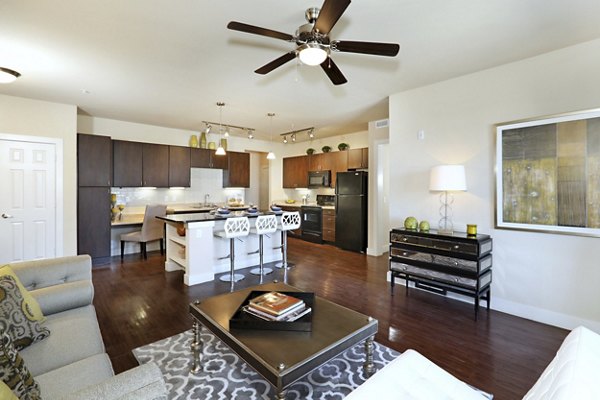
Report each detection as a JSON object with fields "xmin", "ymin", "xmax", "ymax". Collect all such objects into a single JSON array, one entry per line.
[{"xmin": 158, "ymin": 212, "xmax": 282, "ymax": 286}]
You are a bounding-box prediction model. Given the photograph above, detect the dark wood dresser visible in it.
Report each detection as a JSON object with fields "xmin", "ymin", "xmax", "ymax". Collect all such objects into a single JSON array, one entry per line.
[{"xmin": 389, "ymin": 228, "xmax": 493, "ymax": 319}]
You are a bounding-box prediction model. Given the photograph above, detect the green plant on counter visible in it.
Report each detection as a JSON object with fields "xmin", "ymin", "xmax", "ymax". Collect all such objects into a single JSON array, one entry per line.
[
  {"xmin": 322, "ymin": 145, "xmax": 332, "ymax": 153},
  {"xmin": 306, "ymin": 148, "xmax": 315, "ymax": 155},
  {"xmin": 338, "ymin": 143, "xmax": 349, "ymax": 151}
]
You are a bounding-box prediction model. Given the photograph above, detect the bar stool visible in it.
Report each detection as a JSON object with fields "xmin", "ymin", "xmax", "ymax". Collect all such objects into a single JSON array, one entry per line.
[
  {"xmin": 249, "ymin": 215, "xmax": 278, "ymax": 277},
  {"xmin": 214, "ymin": 216, "xmax": 250, "ymax": 283},
  {"xmin": 275, "ymin": 211, "xmax": 301, "ymax": 269}
]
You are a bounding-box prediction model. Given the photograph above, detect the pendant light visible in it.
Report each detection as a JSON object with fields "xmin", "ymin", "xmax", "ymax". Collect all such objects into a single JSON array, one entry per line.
[
  {"xmin": 215, "ymin": 102, "xmax": 226, "ymax": 156},
  {"xmin": 266, "ymin": 112, "xmax": 276, "ymax": 160}
]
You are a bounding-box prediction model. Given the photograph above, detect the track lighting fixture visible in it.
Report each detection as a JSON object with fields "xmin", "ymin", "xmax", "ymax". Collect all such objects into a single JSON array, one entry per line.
[
  {"xmin": 278, "ymin": 126, "xmax": 315, "ymax": 142},
  {"xmin": 204, "ymin": 124, "xmax": 211, "ymax": 134},
  {"xmin": 247, "ymin": 129, "xmax": 254, "ymax": 139},
  {"xmin": 215, "ymin": 102, "xmax": 227, "ymax": 156}
]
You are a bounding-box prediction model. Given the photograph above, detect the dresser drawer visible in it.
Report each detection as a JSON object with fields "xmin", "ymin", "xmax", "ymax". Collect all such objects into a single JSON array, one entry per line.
[
  {"xmin": 390, "ymin": 247, "xmax": 492, "ymax": 274},
  {"xmin": 390, "ymin": 261, "xmax": 491, "ymax": 290},
  {"xmin": 391, "ymin": 232, "xmax": 478, "ymax": 254}
]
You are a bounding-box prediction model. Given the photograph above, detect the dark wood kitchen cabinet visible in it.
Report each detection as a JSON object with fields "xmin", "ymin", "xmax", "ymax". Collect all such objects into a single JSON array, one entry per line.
[
  {"xmin": 112, "ymin": 140, "xmax": 143, "ymax": 187},
  {"xmin": 77, "ymin": 187, "xmax": 111, "ymax": 262},
  {"xmin": 347, "ymin": 147, "xmax": 369, "ymax": 169},
  {"xmin": 142, "ymin": 143, "xmax": 169, "ymax": 187},
  {"xmin": 169, "ymin": 145, "xmax": 191, "ymax": 187},
  {"xmin": 330, "ymin": 151, "xmax": 348, "ymax": 188},
  {"xmin": 223, "ymin": 151, "xmax": 250, "ymax": 188},
  {"xmin": 322, "ymin": 208, "xmax": 336, "ymax": 242},
  {"xmin": 283, "ymin": 155, "xmax": 309, "ymax": 188},
  {"xmin": 190, "ymin": 148, "xmax": 228, "ymax": 169},
  {"xmin": 78, "ymin": 134, "xmax": 112, "ymax": 263},
  {"xmin": 309, "ymin": 153, "xmax": 334, "ymax": 172},
  {"xmin": 77, "ymin": 134, "xmax": 112, "ymax": 187}
]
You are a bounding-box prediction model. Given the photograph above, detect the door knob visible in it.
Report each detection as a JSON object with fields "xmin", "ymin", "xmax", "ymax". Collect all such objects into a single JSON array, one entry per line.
[{"xmin": 2, "ymin": 213, "xmax": 13, "ymax": 219}]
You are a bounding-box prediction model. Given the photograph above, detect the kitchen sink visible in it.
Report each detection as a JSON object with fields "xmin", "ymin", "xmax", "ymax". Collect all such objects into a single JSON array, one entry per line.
[{"xmin": 193, "ymin": 203, "xmax": 218, "ymax": 209}]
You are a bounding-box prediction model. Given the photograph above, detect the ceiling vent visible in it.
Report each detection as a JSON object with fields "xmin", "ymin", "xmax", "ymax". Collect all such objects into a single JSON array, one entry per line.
[{"xmin": 375, "ymin": 119, "xmax": 389, "ymax": 129}]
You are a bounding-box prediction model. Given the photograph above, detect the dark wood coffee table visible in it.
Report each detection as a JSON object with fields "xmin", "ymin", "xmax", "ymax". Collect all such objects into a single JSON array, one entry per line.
[{"xmin": 189, "ymin": 282, "xmax": 378, "ymax": 399}]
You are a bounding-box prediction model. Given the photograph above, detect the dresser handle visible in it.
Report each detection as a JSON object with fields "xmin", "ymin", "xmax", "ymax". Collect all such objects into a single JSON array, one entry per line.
[
  {"xmin": 402, "ymin": 252, "xmax": 408, "ymax": 257},
  {"xmin": 454, "ymin": 245, "xmax": 460, "ymax": 249},
  {"xmin": 402, "ymin": 237, "xmax": 408, "ymax": 242},
  {"xmin": 454, "ymin": 261, "xmax": 459, "ymax": 266},
  {"xmin": 454, "ymin": 278, "xmax": 459, "ymax": 282}
]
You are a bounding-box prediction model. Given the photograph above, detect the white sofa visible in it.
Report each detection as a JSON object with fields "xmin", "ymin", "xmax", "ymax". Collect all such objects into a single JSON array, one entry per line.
[{"xmin": 346, "ymin": 326, "xmax": 600, "ymax": 400}]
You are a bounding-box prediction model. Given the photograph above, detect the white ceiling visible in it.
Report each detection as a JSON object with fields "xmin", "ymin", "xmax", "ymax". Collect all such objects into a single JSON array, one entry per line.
[{"xmin": 2, "ymin": 0, "xmax": 600, "ymax": 142}]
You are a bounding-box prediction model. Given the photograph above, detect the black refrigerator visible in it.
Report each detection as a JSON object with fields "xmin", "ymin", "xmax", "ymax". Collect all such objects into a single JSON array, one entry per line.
[{"xmin": 335, "ymin": 171, "xmax": 368, "ymax": 252}]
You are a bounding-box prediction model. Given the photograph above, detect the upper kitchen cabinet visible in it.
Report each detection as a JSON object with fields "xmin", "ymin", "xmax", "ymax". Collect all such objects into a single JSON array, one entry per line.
[
  {"xmin": 112, "ymin": 140, "xmax": 143, "ymax": 187},
  {"xmin": 283, "ymin": 155, "xmax": 309, "ymax": 188},
  {"xmin": 190, "ymin": 148, "xmax": 228, "ymax": 169},
  {"xmin": 142, "ymin": 143, "xmax": 169, "ymax": 187},
  {"xmin": 223, "ymin": 151, "xmax": 249, "ymax": 188},
  {"xmin": 330, "ymin": 151, "xmax": 348, "ymax": 188},
  {"xmin": 347, "ymin": 147, "xmax": 369, "ymax": 170},
  {"xmin": 78, "ymin": 134, "xmax": 112, "ymax": 187},
  {"xmin": 309, "ymin": 152, "xmax": 336, "ymax": 172},
  {"xmin": 169, "ymin": 145, "xmax": 191, "ymax": 187}
]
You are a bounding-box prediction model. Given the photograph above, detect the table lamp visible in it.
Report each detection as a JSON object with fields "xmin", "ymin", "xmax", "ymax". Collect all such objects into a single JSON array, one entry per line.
[{"xmin": 429, "ymin": 165, "xmax": 467, "ymax": 234}]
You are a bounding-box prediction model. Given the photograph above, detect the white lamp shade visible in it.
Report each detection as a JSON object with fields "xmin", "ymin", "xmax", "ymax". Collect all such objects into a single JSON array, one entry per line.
[{"xmin": 429, "ymin": 165, "xmax": 467, "ymax": 191}]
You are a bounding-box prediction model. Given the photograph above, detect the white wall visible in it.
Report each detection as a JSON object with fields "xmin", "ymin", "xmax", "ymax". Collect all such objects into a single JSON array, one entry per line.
[
  {"xmin": 0, "ymin": 94, "xmax": 77, "ymax": 255},
  {"xmin": 389, "ymin": 38, "xmax": 600, "ymax": 332}
]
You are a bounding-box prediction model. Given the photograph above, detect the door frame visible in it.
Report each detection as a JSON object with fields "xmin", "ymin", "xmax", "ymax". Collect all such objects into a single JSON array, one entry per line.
[{"xmin": 0, "ymin": 133, "xmax": 64, "ymax": 257}]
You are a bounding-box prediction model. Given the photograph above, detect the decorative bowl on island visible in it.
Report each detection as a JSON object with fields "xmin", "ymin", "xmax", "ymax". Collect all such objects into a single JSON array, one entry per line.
[
  {"xmin": 246, "ymin": 207, "xmax": 258, "ymax": 214},
  {"xmin": 270, "ymin": 205, "xmax": 282, "ymax": 212},
  {"xmin": 217, "ymin": 208, "xmax": 231, "ymax": 215}
]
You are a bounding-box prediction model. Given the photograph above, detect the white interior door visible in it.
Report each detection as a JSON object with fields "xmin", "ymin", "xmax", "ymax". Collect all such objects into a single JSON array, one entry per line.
[{"xmin": 0, "ymin": 139, "xmax": 56, "ymax": 263}]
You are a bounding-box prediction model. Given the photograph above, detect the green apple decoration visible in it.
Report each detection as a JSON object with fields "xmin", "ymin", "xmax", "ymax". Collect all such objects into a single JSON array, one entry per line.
[
  {"xmin": 404, "ymin": 216, "xmax": 418, "ymax": 230},
  {"xmin": 419, "ymin": 220, "xmax": 430, "ymax": 232}
]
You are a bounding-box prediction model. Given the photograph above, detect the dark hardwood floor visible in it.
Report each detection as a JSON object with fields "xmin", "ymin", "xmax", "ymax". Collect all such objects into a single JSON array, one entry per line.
[{"xmin": 92, "ymin": 238, "xmax": 567, "ymax": 400}]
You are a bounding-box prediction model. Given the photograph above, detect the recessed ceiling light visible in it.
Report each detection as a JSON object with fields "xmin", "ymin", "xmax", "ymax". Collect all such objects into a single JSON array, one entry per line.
[{"xmin": 0, "ymin": 67, "xmax": 21, "ymax": 84}]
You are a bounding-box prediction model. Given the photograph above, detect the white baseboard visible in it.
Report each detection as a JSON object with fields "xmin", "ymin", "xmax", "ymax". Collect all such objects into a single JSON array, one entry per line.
[{"xmin": 386, "ymin": 272, "xmax": 600, "ymax": 334}]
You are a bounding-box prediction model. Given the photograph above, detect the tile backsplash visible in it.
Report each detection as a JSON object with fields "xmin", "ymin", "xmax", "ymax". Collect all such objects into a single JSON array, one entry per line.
[{"xmin": 111, "ymin": 168, "xmax": 245, "ymax": 213}]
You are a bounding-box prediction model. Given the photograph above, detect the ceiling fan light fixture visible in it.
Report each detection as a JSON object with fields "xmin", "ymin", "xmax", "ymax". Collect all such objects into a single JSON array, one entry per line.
[
  {"xmin": 0, "ymin": 67, "xmax": 21, "ymax": 84},
  {"xmin": 298, "ymin": 43, "xmax": 328, "ymax": 66}
]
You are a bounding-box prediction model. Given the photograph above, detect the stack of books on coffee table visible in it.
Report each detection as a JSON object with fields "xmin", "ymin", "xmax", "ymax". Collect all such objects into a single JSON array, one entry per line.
[
  {"xmin": 244, "ymin": 291, "xmax": 311, "ymax": 322},
  {"xmin": 229, "ymin": 290, "xmax": 314, "ymax": 331}
]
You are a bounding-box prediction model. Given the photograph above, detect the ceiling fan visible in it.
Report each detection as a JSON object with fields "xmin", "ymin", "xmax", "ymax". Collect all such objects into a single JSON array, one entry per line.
[{"xmin": 227, "ymin": 0, "xmax": 400, "ymax": 85}]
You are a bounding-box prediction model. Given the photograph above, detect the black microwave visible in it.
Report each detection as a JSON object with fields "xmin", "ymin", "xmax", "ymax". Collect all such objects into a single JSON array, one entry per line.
[{"xmin": 308, "ymin": 170, "xmax": 331, "ymax": 188}]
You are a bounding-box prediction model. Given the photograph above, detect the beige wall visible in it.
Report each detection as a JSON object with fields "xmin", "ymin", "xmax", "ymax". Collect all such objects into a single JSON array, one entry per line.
[
  {"xmin": 389, "ymin": 37, "xmax": 600, "ymax": 332},
  {"xmin": 0, "ymin": 94, "xmax": 78, "ymax": 255}
]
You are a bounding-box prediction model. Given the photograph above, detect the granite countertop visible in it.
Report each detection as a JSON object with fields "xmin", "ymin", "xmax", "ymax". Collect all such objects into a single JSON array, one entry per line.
[
  {"xmin": 158, "ymin": 210, "xmax": 279, "ymax": 225},
  {"xmin": 274, "ymin": 202, "xmax": 335, "ymax": 210}
]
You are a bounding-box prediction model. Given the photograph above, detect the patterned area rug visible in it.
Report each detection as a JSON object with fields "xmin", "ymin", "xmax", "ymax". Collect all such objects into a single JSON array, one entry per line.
[{"xmin": 133, "ymin": 327, "xmax": 400, "ymax": 399}]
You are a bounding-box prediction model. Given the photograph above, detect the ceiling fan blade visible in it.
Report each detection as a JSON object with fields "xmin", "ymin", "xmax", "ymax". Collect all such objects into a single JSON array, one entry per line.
[
  {"xmin": 320, "ymin": 57, "xmax": 347, "ymax": 85},
  {"xmin": 333, "ymin": 40, "xmax": 400, "ymax": 57},
  {"xmin": 227, "ymin": 21, "xmax": 294, "ymax": 41},
  {"xmin": 313, "ymin": 0, "xmax": 351, "ymax": 35},
  {"xmin": 255, "ymin": 52, "xmax": 297, "ymax": 75}
]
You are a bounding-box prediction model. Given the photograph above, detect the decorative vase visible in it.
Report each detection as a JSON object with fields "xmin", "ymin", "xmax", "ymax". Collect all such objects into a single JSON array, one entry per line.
[
  {"xmin": 189, "ymin": 135, "xmax": 198, "ymax": 148},
  {"xmin": 322, "ymin": 146, "xmax": 332, "ymax": 153},
  {"xmin": 200, "ymin": 132, "xmax": 207, "ymax": 149},
  {"xmin": 220, "ymin": 138, "xmax": 227, "ymax": 150},
  {"xmin": 208, "ymin": 141, "xmax": 216, "ymax": 150}
]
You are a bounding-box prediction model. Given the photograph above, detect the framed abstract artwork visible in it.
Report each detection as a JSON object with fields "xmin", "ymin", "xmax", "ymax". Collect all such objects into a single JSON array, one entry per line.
[{"xmin": 495, "ymin": 108, "xmax": 600, "ymax": 236}]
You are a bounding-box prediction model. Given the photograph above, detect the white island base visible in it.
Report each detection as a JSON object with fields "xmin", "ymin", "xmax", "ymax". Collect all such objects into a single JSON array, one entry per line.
[{"xmin": 164, "ymin": 217, "xmax": 283, "ymax": 286}]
